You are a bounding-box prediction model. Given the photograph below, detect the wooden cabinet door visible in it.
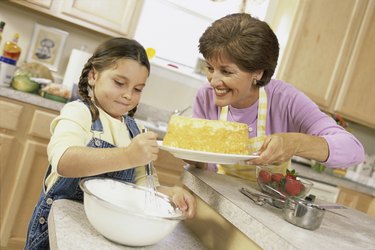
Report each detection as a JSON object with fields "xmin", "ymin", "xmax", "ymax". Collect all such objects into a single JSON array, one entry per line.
[
  {"xmin": 24, "ymin": 0, "xmax": 53, "ymax": 9},
  {"xmin": 278, "ymin": 0, "xmax": 367, "ymax": 111},
  {"xmin": 337, "ymin": 186, "xmax": 375, "ymax": 218},
  {"xmin": 61, "ymin": 0, "xmax": 141, "ymax": 36},
  {"xmin": 0, "ymin": 100, "xmax": 24, "ymax": 248},
  {"xmin": 0, "ymin": 97, "xmax": 57, "ymax": 249},
  {"xmin": 334, "ymin": 1, "xmax": 375, "ymax": 129},
  {"xmin": 10, "ymin": 0, "xmax": 54, "ymax": 12}
]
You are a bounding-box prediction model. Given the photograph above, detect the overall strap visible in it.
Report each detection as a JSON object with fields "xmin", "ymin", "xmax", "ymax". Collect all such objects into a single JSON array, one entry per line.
[
  {"xmin": 219, "ymin": 87, "xmax": 267, "ymax": 139},
  {"xmin": 219, "ymin": 106, "xmax": 228, "ymax": 120},
  {"xmin": 79, "ymin": 100, "xmax": 104, "ymax": 133},
  {"xmin": 256, "ymin": 87, "xmax": 267, "ymax": 137},
  {"xmin": 125, "ymin": 115, "xmax": 140, "ymax": 138}
]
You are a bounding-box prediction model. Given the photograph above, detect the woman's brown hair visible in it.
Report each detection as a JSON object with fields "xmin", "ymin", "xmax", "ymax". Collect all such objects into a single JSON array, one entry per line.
[{"xmin": 199, "ymin": 13, "xmax": 279, "ymax": 86}]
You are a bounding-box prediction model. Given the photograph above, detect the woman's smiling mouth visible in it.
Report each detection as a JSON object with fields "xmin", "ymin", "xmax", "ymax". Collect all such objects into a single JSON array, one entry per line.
[{"xmin": 214, "ymin": 87, "xmax": 230, "ymax": 96}]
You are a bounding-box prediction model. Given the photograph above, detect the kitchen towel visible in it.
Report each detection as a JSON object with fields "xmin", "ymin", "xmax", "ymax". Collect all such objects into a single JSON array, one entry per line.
[{"xmin": 62, "ymin": 48, "xmax": 92, "ymax": 92}]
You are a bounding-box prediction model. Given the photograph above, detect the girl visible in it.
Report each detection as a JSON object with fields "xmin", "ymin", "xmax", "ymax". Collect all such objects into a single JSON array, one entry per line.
[{"xmin": 25, "ymin": 37, "xmax": 196, "ymax": 249}]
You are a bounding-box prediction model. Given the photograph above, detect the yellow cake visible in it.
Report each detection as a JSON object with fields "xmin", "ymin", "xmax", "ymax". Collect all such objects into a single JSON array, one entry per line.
[{"xmin": 163, "ymin": 115, "xmax": 251, "ymax": 155}]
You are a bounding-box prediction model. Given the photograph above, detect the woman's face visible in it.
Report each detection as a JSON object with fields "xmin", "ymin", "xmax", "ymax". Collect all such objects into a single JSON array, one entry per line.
[
  {"xmin": 88, "ymin": 59, "xmax": 149, "ymax": 120},
  {"xmin": 205, "ymin": 57, "xmax": 261, "ymax": 108}
]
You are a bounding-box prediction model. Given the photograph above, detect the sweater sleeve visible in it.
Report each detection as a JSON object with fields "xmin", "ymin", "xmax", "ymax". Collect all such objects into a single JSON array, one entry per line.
[
  {"xmin": 286, "ymin": 86, "xmax": 365, "ymax": 168},
  {"xmin": 47, "ymin": 101, "xmax": 92, "ymax": 173}
]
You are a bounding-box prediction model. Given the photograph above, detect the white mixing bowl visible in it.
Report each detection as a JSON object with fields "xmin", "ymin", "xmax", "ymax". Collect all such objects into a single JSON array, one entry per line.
[{"xmin": 79, "ymin": 177, "xmax": 185, "ymax": 246}]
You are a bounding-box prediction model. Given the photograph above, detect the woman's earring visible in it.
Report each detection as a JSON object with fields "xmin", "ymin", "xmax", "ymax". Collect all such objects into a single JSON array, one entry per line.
[{"xmin": 253, "ymin": 79, "xmax": 258, "ymax": 85}]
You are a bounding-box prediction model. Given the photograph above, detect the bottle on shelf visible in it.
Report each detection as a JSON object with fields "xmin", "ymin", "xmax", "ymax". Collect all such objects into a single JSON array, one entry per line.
[
  {"xmin": 3, "ymin": 33, "xmax": 21, "ymax": 62},
  {"xmin": 0, "ymin": 21, "xmax": 5, "ymax": 44}
]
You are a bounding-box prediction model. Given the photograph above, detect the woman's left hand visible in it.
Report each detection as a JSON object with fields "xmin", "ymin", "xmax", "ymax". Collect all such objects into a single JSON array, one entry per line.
[
  {"xmin": 246, "ymin": 133, "xmax": 298, "ymax": 165},
  {"xmin": 245, "ymin": 133, "xmax": 329, "ymax": 165}
]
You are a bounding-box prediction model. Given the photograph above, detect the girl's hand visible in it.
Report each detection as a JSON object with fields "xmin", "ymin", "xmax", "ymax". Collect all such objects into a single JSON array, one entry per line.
[
  {"xmin": 126, "ymin": 131, "xmax": 159, "ymax": 166},
  {"xmin": 158, "ymin": 186, "xmax": 196, "ymax": 218}
]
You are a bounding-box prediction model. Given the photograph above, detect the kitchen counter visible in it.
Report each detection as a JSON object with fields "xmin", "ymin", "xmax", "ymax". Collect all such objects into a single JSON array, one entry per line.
[
  {"xmin": 291, "ymin": 163, "xmax": 375, "ymax": 197},
  {"xmin": 0, "ymin": 85, "xmax": 65, "ymax": 111},
  {"xmin": 48, "ymin": 199, "xmax": 206, "ymax": 249},
  {"xmin": 181, "ymin": 165, "xmax": 375, "ymax": 250}
]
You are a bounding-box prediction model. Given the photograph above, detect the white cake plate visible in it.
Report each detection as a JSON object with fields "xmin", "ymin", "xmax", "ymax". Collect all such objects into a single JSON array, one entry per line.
[{"xmin": 157, "ymin": 140, "xmax": 259, "ymax": 165}]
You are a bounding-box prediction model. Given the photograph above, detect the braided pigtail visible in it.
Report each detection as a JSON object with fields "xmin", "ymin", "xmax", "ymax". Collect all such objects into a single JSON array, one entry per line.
[{"xmin": 78, "ymin": 60, "xmax": 99, "ymax": 122}]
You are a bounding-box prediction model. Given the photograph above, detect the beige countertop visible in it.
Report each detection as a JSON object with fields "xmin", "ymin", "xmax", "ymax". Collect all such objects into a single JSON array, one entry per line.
[
  {"xmin": 292, "ymin": 163, "xmax": 375, "ymax": 197},
  {"xmin": 48, "ymin": 199, "xmax": 206, "ymax": 249},
  {"xmin": 181, "ymin": 165, "xmax": 375, "ymax": 250}
]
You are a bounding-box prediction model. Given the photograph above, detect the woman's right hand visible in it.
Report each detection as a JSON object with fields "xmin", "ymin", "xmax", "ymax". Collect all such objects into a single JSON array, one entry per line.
[{"xmin": 126, "ymin": 131, "xmax": 159, "ymax": 166}]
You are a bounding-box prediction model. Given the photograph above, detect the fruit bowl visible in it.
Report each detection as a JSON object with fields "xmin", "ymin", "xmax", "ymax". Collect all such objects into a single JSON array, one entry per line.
[{"xmin": 256, "ymin": 166, "xmax": 313, "ymax": 199}]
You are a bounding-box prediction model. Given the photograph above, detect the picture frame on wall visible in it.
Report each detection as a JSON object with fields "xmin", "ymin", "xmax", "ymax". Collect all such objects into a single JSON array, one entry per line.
[{"xmin": 26, "ymin": 23, "xmax": 69, "ymax": 72}]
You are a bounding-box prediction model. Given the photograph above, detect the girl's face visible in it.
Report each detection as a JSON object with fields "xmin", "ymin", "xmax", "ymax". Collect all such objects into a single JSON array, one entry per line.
[
  {"xmin": 205, "ymin": 57, "xmax": 262, "ymax": 108},
  {"xmin": 88, "ymin": 59, "xmax": 149, "ymax": 120}
]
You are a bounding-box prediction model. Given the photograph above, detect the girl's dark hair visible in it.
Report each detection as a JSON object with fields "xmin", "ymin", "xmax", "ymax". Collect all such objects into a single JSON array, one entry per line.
[
  {"xmin": 199, "ymin": 13, "xmax": 279, "ymax": 86},
  {"xmin": 78, "ymin": 37, "xmax": 150, "ymax": 121}
]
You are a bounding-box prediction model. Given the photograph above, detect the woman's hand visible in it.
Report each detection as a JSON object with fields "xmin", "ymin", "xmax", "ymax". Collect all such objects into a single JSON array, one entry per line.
[
  {"xmin": 126, "ymin": 131, "xmax": 159, "ymax": 166},
  {"xmin": 245, "ymin": 133, "xmax": 328, "ymax": 165},
  {"xmin": 158, "ymin": 186, "xmax": 196, "ymax": 218},
  {"xmin": 248, "ymin": 133, "xmax": 297, "ymax": 165}
]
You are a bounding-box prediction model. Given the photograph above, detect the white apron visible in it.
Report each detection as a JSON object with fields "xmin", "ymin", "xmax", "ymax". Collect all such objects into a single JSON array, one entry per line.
[{"xmin": 217, "ymin": 87, "xmax": 290, "ymax": 181}]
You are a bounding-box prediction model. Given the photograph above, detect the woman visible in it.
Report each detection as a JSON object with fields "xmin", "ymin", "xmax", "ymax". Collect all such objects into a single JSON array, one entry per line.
[{"xmin": 192, "ymin": 13, "xmax": 364, "ymax": 180}]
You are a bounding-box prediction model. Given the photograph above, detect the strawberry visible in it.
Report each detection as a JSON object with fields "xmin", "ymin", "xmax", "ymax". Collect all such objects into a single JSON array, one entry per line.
[
  {"xmin": 258, "ymin": 170, "xmax": 272, "ymax": 184},
  {"xmin": 285, "ymin": 175, "xmax": 295, "ymax": 182},
  {"xmin": 271, "ymin": 173, "xmax": 284, "ymax": 184},
  {"xmin": 285, "ymin": 169, "xmax": 297, "ymax": 180},
  {"xmin": 285, "ymin": 178, "xmax": 303, "ymax": 196}
]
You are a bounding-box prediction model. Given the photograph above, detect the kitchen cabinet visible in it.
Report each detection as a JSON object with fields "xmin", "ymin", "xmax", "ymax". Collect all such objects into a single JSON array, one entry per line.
[
  {"xmin": 22, "ymin": 0, "xmax": 53, "ymax": 9},
  {"xmin": 277, "ymin": 0, "xmax": 375, "ymax": 128},
  {"xmin": 337, "ymin": 186, "xmax": 375, "ymax": 217},
  {"xmin": 9, "ymin": 0, "xmax": 143, "ymax": 37},
  {"xmin": 0, "ymin": 96, "xmax": 58, "ymax": 249}
]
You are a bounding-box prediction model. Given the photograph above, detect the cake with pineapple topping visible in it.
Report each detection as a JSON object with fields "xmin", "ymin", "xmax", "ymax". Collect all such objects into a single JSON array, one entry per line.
[{"xmin": 163, "ymin": 115, "xmax": 251, "ymax": 155}]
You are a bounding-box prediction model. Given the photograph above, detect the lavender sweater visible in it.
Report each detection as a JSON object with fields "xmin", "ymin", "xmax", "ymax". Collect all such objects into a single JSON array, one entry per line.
[{"xmin": 192, "ymin": 80, "xmax": 365, "ymax": 168}]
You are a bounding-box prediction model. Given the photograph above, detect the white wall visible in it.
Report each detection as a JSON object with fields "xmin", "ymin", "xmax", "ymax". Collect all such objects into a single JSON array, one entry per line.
[
  {"xmin": 142, "ymin": 62, "xmax": 205, "ymax": 112},
  {"xmin": 0, "ymin": 1, "xmax": 201, "ymax": 111}
]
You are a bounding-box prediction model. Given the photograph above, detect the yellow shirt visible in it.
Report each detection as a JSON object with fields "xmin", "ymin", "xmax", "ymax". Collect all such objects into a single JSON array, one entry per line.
[{"xmin": 45, "ymin": 101, "xmax": 158, "ymax": 191}]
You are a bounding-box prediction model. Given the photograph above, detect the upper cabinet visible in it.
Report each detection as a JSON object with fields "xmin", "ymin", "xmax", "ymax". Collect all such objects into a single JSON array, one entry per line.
[
  {"xmin": 10, "ymin": 0, "xmax": 143, "ymax": 37},
  {"xmin": 22, "ymin": 0, "xmax": 53, "ymax": 9},
  {"xmin": 277, "ymin": 0, "xmax": 375, "ymax": 129},
  {"xmin": 334, "ymin": 1, "xmax": 375, "ymax": 128}
]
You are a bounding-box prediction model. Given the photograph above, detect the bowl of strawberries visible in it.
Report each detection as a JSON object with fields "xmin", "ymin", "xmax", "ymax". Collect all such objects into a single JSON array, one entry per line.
[{"xmin": 256, "ymin": 166, "xmax": 313, "ymax": 200}]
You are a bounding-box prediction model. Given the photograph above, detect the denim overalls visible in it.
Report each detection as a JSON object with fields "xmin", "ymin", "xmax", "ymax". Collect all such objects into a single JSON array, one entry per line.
[{"xmin": 25, "ymin": 111, "xmax": 140, "ymax": 250}]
